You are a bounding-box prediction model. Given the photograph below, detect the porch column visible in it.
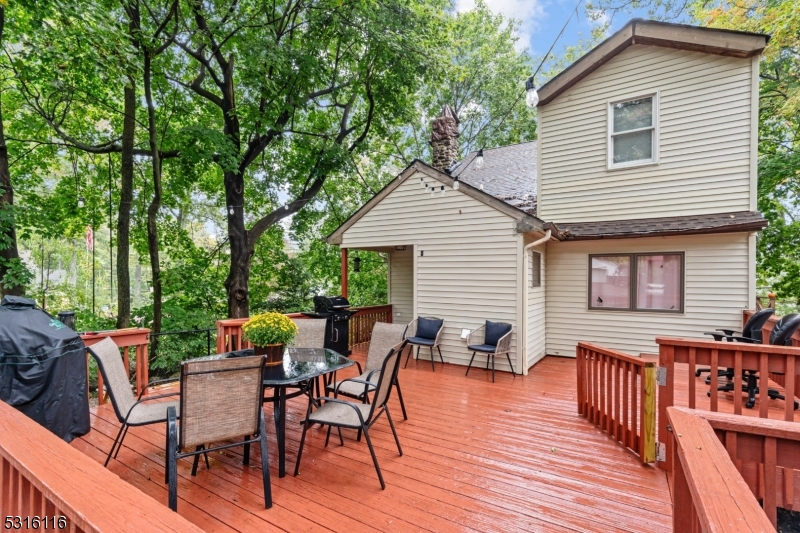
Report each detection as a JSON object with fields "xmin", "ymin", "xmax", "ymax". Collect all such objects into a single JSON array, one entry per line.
[{"xmin": 341, "ymin": 247, "xmax": 348, "ymax": 298}]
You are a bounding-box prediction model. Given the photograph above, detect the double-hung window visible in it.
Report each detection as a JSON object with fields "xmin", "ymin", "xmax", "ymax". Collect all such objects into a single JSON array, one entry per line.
[
  {"xmin": 589, "ymin": 252, "xmax": 683, "ymax": 313},
  {"xmin": 608, "ymin": 94, "xmax": 658, "ymax": 169}
]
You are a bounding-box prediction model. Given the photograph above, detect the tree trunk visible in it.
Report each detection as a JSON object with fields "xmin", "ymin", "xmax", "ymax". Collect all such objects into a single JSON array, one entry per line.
[
  {"xmin": 143, "ymin": 51, "xmax": 162, "ymax": 334},
  {"xmin": 115, "ymin": 80, "xmax": 135, "ymax": 328},
  {"xmin": 0, "ymin": 7, "xmax": 23, "ymax": 297},
  {"xmin": 225, "ymin": 168, "xmax": 250, "ymax": 318}
]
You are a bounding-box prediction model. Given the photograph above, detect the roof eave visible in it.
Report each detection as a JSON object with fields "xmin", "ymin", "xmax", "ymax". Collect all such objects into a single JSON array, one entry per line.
[
  {"xmin": 325, "ymin": 160, "xmax": 545, "ymax": 245},
  {"xmin": 537, "ymin": 19, "xmax": 769, "ymax": 107}
]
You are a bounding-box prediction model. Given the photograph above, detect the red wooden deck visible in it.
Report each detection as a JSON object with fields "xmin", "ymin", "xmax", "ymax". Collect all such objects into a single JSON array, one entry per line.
[{"xmin": 72, "ymin": 349, "xmax": 672, "ymax": 532}]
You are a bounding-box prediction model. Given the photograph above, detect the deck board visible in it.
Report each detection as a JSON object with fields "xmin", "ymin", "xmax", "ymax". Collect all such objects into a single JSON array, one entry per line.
[{"xmin": 73, "ymin": 351, "xmax": 672, "ymax": 532}]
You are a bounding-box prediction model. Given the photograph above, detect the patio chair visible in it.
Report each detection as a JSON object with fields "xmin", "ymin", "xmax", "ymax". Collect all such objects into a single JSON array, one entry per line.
[
  {"xmin": 327, "ymin": 322, "xmax": 409, "ymax": 419},
  {"xmin": 87, "ymin": 337, "xmax": 181, "ymax": 467},
  {"xmin": 465, "ymin": 321, "xmax": 514, "ymax": 383},
  {"xmin": 166, "ymin": 355, "xmax": 271, "ymax": 511},
  {"xmin": 295, "ymin": 341, "xmax": 407, "ymax": 490},
  {"xmin": 708, "ymin": 313, "xmax": 800, "ymax": 409},
  {"xmin": 291, "ymin": 318, "xmax": 326, "ymax": 348},
  {"xmin": 403, "ymin": 317, "xmax": 445, "ymax": 371},
  {"xmin": 696, "ymin": 308, "xmax": 775, "ymax": 378}
]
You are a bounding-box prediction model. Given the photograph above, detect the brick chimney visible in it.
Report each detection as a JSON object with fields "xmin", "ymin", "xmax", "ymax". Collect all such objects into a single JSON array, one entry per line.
[{"xmin": 429, "ymin": 105, "xmax": 459, "ymax": 172}]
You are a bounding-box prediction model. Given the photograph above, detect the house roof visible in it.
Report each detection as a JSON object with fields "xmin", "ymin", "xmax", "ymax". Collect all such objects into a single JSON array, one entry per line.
[
  {"xmin": 450, "ymin": 141, "xmax": 538, "ymax": 215},
  {"xmin": 549, "ymin": 211, "xmax": 768, "ymax": 241},
  {"xmin": 325, "ymin": 159, "xmax": 545, "ymax": 245},
  {"xmin": 536, "ymin": 19, "xmax": 770, "ymax": 107}
]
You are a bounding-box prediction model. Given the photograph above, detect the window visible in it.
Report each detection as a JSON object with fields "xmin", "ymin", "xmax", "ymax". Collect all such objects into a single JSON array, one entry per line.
[
  {"xmin": 589, "ymin": 252, "xmax": 683, "ymax": 312},
  {"xmin": 608, "ymin": 94, "xmax": 657, "ymax": 169},
  {"xmin": 529, "ymin": 251, "xmax": 541, "ymax": 288}
]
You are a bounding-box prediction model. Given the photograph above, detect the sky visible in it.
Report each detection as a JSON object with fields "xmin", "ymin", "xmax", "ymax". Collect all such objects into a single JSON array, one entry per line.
[{"xmin": 455, "ymin": 0, "xmax": 649, "ymax": 63}]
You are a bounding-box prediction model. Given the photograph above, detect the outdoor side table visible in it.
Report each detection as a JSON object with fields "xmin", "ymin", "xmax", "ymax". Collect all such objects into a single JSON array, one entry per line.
[{"xmin": 194, "ymin": 347, "xmax": 354, "ymax": 477}]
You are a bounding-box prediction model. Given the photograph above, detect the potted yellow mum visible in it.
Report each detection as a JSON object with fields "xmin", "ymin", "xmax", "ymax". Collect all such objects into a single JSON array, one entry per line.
[{"xmin": 242, "ymin": 312, "xmax": 299, "ymax": 366}]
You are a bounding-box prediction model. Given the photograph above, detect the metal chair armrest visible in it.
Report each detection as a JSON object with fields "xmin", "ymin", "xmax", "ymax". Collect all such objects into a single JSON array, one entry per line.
[
  {"xmin": 716, "ymin": 328, "xmax": 741, "ymax": 335},
  {"xmin": 138, "ymin": 377, "xmax": 180, "ymax": 400},
  {"xmin": 704, "ymin": 331, "xmax": 727, "ymax": 342},
  {"xmin": 314, "ymin": 397, "xmax": 367, "ymax": 425},
  {"xmin": 731, "ymin": 335, "xmax": 759, "ymax": 344},
  {"xmin": 334, "ymin": 377, "xmax": 375, "ymax": 398},
  {"xmin": 355, "ymin": 361, "xmax": 364, "ymax": 374}
]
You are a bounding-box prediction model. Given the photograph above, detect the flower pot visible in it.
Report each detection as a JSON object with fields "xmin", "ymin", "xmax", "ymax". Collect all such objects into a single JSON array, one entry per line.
[{"xmin": 254, "ymin": 344, "xmax": 285, "ymax": 366}]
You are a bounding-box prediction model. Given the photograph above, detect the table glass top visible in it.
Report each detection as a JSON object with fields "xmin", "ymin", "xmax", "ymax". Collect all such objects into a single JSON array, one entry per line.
[{"xmin": 193, "ymin": 347, "xmax": 354, "ymax": 385}]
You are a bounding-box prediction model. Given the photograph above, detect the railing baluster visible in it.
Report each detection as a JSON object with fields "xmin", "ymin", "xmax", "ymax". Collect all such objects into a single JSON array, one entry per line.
[
  {"xmin": 623, "ymin": 361, "xmax": 630, "ymax": 449},
  {"xmin": 786, "ymin": 355, "xmax": 795, "ymax": 422},
  {"xmin": 688, "ymin": 347, "xmax": 696, "ymax": 410},
  {"xmin": 710, "ymin": 348, "xmax": 719, "ymax": 413},
  {"xmin": 759, "ymin": 353, "xmax": 769, "ymax": 419},
  {"xmin": 733, "ymin": 350, "xmax": 743, "ymax": 415},
  {"xmin": 632, "ymin": 365, "xmax": 639, "ymax": 454},
  {"xmin": 764, "ymin": 436, "xmax": 778, "ymax": 528}
]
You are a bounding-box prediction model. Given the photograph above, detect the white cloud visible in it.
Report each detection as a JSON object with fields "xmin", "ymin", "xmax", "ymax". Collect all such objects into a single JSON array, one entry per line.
[{"xmin": 455, "ymin": 0, "xmax": 545, "ymax": 53}]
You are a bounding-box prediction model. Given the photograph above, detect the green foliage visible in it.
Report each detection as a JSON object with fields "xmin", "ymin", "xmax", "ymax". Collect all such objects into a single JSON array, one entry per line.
[{"xmin": 258, "ymin": 257, "xmax": 320, "ymax": 314}]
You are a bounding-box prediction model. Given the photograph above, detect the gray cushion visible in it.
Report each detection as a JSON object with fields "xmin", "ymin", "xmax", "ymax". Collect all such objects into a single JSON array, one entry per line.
[
  {"xmin": 407, "ymin": 336, "xmax": 435, "ymax": 346},
  {"xmin": 416, "ymin": 317, "xmax": 443, "ymax": 340},
  {"xmin": 485, "ymin": 321, "xmax": 511, "ymax": 347}
]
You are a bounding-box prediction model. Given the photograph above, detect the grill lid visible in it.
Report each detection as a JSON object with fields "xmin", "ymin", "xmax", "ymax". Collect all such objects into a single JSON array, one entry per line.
[{"xmin": 313, "ymin": 295, "xmax": 351, "ymax": 312}]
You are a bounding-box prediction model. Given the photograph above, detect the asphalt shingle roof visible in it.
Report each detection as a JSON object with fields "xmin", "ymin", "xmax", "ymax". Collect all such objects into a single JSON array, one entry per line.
[
  {"xmin": 554, "ymin": 211, "xmax": 768, "ymax": 240},
  {"xmin": 450, "ymin": 141, "xmax": 537, "ymax": 215}
]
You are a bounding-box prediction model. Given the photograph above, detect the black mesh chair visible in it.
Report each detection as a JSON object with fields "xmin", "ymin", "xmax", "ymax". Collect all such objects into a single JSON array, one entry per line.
[
  {"xmin": 708, "ymin": 313, "xmax": 800, "ymax": 409},
  {"xmin": 696, "ymin": 308, "xmax": 775, "ymax": 378}
]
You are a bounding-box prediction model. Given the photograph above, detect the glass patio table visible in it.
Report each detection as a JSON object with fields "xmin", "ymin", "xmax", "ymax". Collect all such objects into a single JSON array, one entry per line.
[{"xmin": 195, "ymin": 347, "xmax": 354, "ymax": 477}]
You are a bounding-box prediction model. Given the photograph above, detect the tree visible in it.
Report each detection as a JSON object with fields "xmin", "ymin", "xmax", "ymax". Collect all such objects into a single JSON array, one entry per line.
[{"xmin": 170, "ymin": 0, "xmax": 444, "ymax": 318}]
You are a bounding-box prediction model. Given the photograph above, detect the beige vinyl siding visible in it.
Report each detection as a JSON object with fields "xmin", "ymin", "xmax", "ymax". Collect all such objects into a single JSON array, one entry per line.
[
  {"xmin": 525, "ymin": 238, "xmax": 546, "ymax": 369},
  {"xmin": 340, "ymin": 172, "xmax": 520, "ymax": 371},
  {"xmin": 538, "ymin": 45, "xmax": 755, "ymax": 222},
  {"xmin": 388, "ymin": 247, "xmax": 413, "ymax": 321},
  {"xmin": 546, "ymin": 233, "xmax": 751, "ymax": 357}
]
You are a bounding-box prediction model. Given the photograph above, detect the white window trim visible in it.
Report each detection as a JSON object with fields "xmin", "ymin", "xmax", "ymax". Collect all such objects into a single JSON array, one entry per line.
[{"xmin": 607, "ymin": 92, "xmax": 659, "ymax": 171}]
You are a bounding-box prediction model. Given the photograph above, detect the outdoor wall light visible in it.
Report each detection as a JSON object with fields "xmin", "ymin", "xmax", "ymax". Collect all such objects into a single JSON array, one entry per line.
[
  {"xmin": 452, "ymin": 177, "xmax": 460, "ymax": 190},
  {"xmin": 77, "ymin": 196, "xmax": 85, "ymax": 209},
  {"xmin": 394, "ymin": 245, "xmax": 407, "ymax": 251},
  {"xmin": 525, "ymin": 76, "xmax": 539, "ymax": 108},
  {"xmin": 475, "ymin": 149, "xmax": 484, "ymax": 169},
  {"xmin": 440, "ymin": 185, "xmax": 445, "ymax": 197},
  {"xmin": 353, "ymin": 256, "xmax": 361, "ymax": 272}
]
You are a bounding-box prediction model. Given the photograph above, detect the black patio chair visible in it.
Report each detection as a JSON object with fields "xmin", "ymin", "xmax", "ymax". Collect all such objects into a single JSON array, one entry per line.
[
  {"xmin": 295, "ymin": 341, "xmax": 407, "ymax": 490},
  {"xmin": 403, "ymin": 317, "xmax": 445, "ymax": 371},
  {"xmin": 708, "ymin": 313, "xmax": 800, "ymax": 410},
  {"xmin": 465, "ymin": 321, "xmax": 514, "ymax": 383},
  {"xmin": 166, "ymin": 355, "xmax": 271, "ymax": 512},
  {"xmin": 696, "ymin": 308, "xmax": 775, "ymax": 379}
]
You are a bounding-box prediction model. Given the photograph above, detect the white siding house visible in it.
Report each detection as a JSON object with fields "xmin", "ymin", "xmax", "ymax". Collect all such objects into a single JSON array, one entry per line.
[{"xmin": 327, "ymin": 19, "xmax": 769, "ymax": 376}]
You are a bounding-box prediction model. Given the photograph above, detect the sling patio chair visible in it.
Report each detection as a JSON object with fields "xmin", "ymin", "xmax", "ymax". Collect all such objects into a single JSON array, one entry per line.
[
  {"xmin": 166, "ymin": 355, "xmax": 272, "ymax": 512},
  {"xmin": 295, "ymin": 341, "xmax": 407, "ymax": 490},
  {"xmin": 290, "ymin": 317, "xmax": 328, "ymax": 397},
  {"xmin": 87, "ymin": 337, "xmax": 182, "ymax": 467},
  {"xmin": 403, "ymin": 317, "xmax": 445, "ymax": 371},
  {"xmin": 465, "ymin": 321, "xmax": 515, "ymax": 383},
  {"xmin": 327, "ymin": 322, "xmax": 409, "ymax": 419},
  {"xmin": 696, "ymin": 308, "xmax": 775, "ymax": 380},
  {"xmin": 291, "ymin": 318, "xmax": 326, "ymax": 348}
]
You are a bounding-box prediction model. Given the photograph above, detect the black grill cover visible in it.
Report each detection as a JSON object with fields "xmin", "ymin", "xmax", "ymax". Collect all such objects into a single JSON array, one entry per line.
[{"xmin": 0, "ymin": 296, "xmax": 90, "ymax": 442}]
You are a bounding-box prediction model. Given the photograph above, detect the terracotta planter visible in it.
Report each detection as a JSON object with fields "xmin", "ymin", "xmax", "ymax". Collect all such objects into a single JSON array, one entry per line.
[{"xmin": 254, "ymin": 344, "xmax": 285, "ymax": 366}]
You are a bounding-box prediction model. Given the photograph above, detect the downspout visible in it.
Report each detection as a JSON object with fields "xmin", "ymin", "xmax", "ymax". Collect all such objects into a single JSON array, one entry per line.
[{"xmin": 523, "ymin": 230, "xmax": 551, "ymax": 372}]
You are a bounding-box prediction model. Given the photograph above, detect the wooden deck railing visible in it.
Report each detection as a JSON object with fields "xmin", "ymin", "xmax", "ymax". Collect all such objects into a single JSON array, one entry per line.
[
  {"xmin": 216, "ymin": 305, "xmax": 393, "ymax": 354},
  {"xmin": 576, "ymin": 343, "xmax": 657, "ymax": 463},
  {"xmin": 668, "ymin": 406, "xmax": 789, "ymax": 531},
  {"xmin": 657, "ymin": 336, "xmax": 800, "ymax": 472},
  {"xmin": 0, "ymin": 400, "xmax": 202, "ymax": 533},
  {"xmin": 349, "ymin": 305, "xmax": 393, "ymax": 346}
]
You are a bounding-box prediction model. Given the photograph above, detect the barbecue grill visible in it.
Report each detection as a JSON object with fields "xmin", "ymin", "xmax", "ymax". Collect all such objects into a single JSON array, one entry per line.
[{"xmin": 302, "ymin": 295, "xmax": 355, "ymax": 355}]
